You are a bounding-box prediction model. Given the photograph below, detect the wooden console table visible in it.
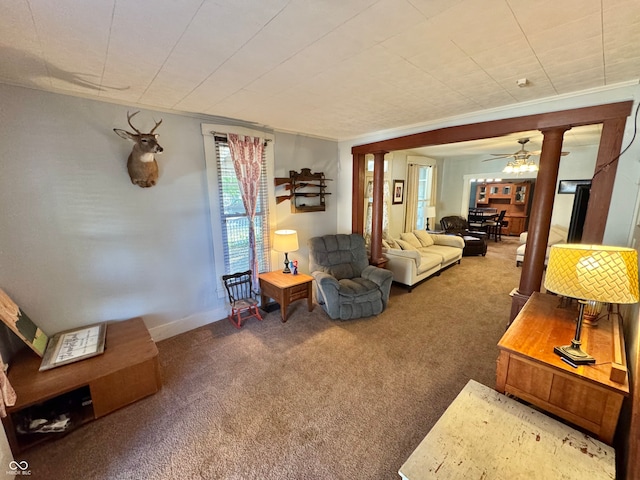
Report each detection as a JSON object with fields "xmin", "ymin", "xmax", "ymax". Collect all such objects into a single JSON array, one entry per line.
[
  {"xmin": 258, "ymin": 271, "xmax": 313, "ymax": 322},
  {"xmin": 2, "ymin": 317, "xmax": 161, "ymax": 454},
  {"xmin": 496, "ymin": 292, "xmax": 629, "ymax": 444}
]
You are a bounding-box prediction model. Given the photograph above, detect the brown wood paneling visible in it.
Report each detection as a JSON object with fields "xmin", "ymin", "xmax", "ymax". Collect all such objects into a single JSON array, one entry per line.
[
  {"xmin": 91, "ymin": 358, "xmax": 161, "ymax": 417},
  {"xmin": 506, "ymin": 356, "xmax": 554, "ymax": 402},
  {"xmin": 548, "ymin": 375, "xmax": 609, "ymax": 424}
]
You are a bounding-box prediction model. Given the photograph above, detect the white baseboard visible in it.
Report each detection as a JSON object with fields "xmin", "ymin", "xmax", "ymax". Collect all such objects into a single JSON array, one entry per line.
[{"xmin": 147, "ymin": 307, "xmax": 227, "ymax": 342}]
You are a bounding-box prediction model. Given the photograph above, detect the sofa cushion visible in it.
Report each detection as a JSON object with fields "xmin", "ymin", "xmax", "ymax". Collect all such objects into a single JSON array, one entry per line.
[
  {"xmin": 413, "ymin": 230, "xmax": 435, "ymax": 247},
  {"xmin": 425, "ymin": 245, "xmax": 462, "ymax": 264},
  {"xmin": 400, "ymin": 232, "xmax": 422, "ymax": 249},
  {"xmin": 520, "ymin": 225, "xmax": 568, "ymax": 246},
  {"xmin": 416, "ymin": 253, "xmax": 442, "ymax": 274},
  {"xmin": 388, "ymin": 238, "xmax": 399, "ymax": 249},
  {"xmin": 396, "ymin": 239, "xmax": 418, "ymax": 251}
]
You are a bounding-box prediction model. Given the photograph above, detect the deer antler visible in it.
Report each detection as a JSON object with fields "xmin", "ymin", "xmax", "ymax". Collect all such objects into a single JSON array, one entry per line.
[
  {"xmin": 126, "ymin": 111, "xmax": 142, "ymax": 134},
  {"xmin": 149, "ymin": 118, "xmax": 163, "ymax": 135}
]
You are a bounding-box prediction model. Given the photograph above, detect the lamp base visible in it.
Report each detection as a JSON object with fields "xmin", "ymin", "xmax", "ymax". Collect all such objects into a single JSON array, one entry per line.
[
  {"xmin": 554, "ymin": 344, "xmax": 595, "ymax": 365},
  {"xmin": 282, "ymin": 252, "xmax": 291, "ymax": 274}
]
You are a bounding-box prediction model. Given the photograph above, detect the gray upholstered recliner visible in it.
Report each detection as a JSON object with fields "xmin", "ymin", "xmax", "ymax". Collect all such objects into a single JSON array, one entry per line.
[{"xmin": 308, "ymin": 234, "xmax": 394, "ymax": 320}]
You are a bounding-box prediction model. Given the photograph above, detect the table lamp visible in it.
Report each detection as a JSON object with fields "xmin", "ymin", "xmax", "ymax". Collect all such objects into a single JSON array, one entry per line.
[
  {"xmin": 425, "ymin": 206, "xmax": 437, "ymax": 231},
  {"xmin": 544, "ymin": 244, "xmax": 639, "ymax": 364},
  {"xmin": 273, "ymin": 230, "xmax": 299, "ymax": 273}
]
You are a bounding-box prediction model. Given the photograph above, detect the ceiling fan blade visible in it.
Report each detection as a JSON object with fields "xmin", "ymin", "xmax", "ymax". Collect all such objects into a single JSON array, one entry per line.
[
  {"xmin": 481, "ymin": 155, "xmax": 512, "ymax": 162},
  {"xmin": 519, "ymin": 150, "xmax": 568, "ymax": 157}
]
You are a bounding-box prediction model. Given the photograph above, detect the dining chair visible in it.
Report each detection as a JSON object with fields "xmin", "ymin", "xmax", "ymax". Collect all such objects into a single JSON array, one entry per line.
[
  {"xmin": 486, "ymin": 210, "xmax": 507, "ymax": 242},
  {"xmin": 468, "ymin": 208, "xmax": 486, "ymax": 231}
]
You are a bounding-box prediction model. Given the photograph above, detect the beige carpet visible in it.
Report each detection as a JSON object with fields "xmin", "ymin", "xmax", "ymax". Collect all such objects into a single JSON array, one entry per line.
[{"xmin": 22, "ymin": 237, "xmax": 522, "ymax": 480}]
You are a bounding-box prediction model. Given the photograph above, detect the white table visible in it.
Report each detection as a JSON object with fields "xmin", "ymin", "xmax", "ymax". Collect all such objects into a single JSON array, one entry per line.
[{"xmin": 399, "ymin": 380, "xmax": 615, "ymax": 479}]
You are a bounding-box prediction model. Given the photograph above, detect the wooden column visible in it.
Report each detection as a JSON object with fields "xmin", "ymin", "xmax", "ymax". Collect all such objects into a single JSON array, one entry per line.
[
  {"xmin": 582, "ymin": 117, "xmax": 627, "ymax": 243},
  {"xmin": 509, "ymin": 127, "xmax": 569, "ymax": 323},
  {"xmin": 351, "ymin": 152, "xmax": 366, "ymax": 235},
  {"xmin": 370, "ymin": 151, "xmax": 387, "ymax": 266}
]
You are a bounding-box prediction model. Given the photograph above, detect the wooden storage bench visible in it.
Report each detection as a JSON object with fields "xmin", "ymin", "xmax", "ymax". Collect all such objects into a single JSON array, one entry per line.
[{"xmin": 2, "ymin": 317, "xmax": 161, "ymax": 454}]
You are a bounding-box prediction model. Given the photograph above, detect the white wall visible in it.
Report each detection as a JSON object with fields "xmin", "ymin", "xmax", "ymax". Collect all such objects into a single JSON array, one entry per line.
[
  {"xmin": 387, "ymin": 151, "xmax": 407, "ymax": 237},
  {"xmin": 273, "ymin": 132, "xmax": 339, "ymax": 275},
  {"xmin": 338, "ymin": 83, "xmax": 640, "ymax": 246},
  {"xmin": 0, "ymin": 84, "xmax": 338, "ymax": 342},
  {"xmin": 551, "ymin": 145, "xmax": 599, "ymax": 228}
]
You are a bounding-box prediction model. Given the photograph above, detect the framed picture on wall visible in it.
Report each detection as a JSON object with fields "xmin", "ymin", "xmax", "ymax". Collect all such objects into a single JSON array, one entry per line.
[{"xmin": 392, "ymin": 180, "xmax": 404, "ymax": 204}]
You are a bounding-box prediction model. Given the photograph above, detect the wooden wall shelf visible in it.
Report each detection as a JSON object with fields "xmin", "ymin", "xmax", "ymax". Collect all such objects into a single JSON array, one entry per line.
[{"xmin": 275, "ymin": 168, "xmax": 331, "ymax": 213}]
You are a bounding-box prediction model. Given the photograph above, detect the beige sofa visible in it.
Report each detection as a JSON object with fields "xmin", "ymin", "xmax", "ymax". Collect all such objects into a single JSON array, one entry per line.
[
  {"xmin": 382, "ymin": 230, "xmax": 465, "ymax": 291},
  {"xmin": 516, "ymin": 225, "xmax": 568, "ymax": 266}
]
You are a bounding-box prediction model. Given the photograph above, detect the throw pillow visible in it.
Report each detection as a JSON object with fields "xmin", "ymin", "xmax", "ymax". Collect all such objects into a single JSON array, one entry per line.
[
  {"xmin": 386, "ymin": 237, "xmax": 399, "ymax": 249},
  {"xmin": 413, "ymin": 230, "xmax": 435, "ymax": 247},
  {"xmin": 400, "ymin": 232, "xmax": 422, "ymax": 250},
  {"xmin": 381, "ymin": 239, "xmax": 391, "ymax": 249},
  {"xmin": 396, "ymin": 239, "xmax": 417, "ymax": 251}
]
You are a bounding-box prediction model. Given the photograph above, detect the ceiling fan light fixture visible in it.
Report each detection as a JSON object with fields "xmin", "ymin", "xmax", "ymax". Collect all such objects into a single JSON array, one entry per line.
[{"xmin": 502, "ymin": 160, "xmax": 538, "ymax": 174}]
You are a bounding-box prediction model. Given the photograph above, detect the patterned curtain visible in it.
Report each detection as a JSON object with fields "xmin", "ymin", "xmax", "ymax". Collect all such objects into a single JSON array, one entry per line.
[
  {"xmin": 227, "ymin": 134, "xmax": 264, "ymax": 285},
  {"xmin": 404, "ymin": 163, "xmax": 420, "ymax": 232}
]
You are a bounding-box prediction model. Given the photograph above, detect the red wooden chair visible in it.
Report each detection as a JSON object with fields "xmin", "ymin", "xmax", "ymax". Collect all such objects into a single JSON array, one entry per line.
[{"xmin": 222, "ymin": 270, "xmax": 263, "ymax": 328}]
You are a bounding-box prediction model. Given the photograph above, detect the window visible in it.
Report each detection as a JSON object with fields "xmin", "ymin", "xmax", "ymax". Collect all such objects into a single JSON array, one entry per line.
[
  {"xmin": 202, "ymin": 124, "xmax": 276, "ymax": 298},
  {"xmin": 214, "ymin": 137, "xmax": 270, "ymax": 274},
  {"xmin": 414, "ymin": 165, "xmax": 433, "ymax": 230}
]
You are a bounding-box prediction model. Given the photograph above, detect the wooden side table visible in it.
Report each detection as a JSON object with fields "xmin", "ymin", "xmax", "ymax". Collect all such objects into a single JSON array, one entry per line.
[
  {"xmin": 258, "ymin": 271, "xmax": 313, "ymax": 322},
  {"xmin": 496, "ymin": 292, "xmax": 629, "ymax": 444}
]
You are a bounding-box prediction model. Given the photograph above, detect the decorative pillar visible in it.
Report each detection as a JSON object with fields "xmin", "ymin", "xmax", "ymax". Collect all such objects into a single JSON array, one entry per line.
[
  {"xmin": 582, "ymin": 117, "xmax": 627, "ymax": 243},
  {"xmin": 352, "ymin": 153, "xmax": 366, "ymax": 235},
  {"xmin": 370, "ymin": 151, "xmax": 387, "ymax": 267},
  {"xmin": 509, "ymin": 127, "xmax": 570, "ymax": 323}
]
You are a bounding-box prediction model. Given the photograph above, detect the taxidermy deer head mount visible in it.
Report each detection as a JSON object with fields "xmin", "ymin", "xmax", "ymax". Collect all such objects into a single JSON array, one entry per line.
[{"xmin": 113, "ymin": 111, "xmax": 163, "ymax": 188}]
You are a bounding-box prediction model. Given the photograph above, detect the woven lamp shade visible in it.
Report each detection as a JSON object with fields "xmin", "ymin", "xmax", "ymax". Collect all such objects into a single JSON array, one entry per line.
[{"xmin": 544, "ymin": 244, "xmax": 639, "ymax": 304}]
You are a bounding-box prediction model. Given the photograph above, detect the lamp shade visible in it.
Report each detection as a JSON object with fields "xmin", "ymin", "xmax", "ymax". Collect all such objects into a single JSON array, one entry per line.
[
  {"xmin": 425, "ymin": 206, "xmax": 437, "ymax": 218},
  {"xmin": 273, "ymin": 230, "xmax": 299, "ymax": 253},
  {"xmin": 544, "ymin": 244, "xmax": 639, "ymax": 304}
]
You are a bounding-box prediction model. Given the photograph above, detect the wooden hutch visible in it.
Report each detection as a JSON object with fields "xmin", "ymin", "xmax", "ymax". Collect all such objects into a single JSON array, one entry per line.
[{"xmin": 475, "ymin": 181, "xmax": 532, "ymax": 236}]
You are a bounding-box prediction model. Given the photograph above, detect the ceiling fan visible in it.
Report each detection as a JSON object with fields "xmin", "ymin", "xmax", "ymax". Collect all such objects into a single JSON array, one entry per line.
[{"xmin": 482, "ymin": 138, "xmax": 569, "ymax": 173}]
